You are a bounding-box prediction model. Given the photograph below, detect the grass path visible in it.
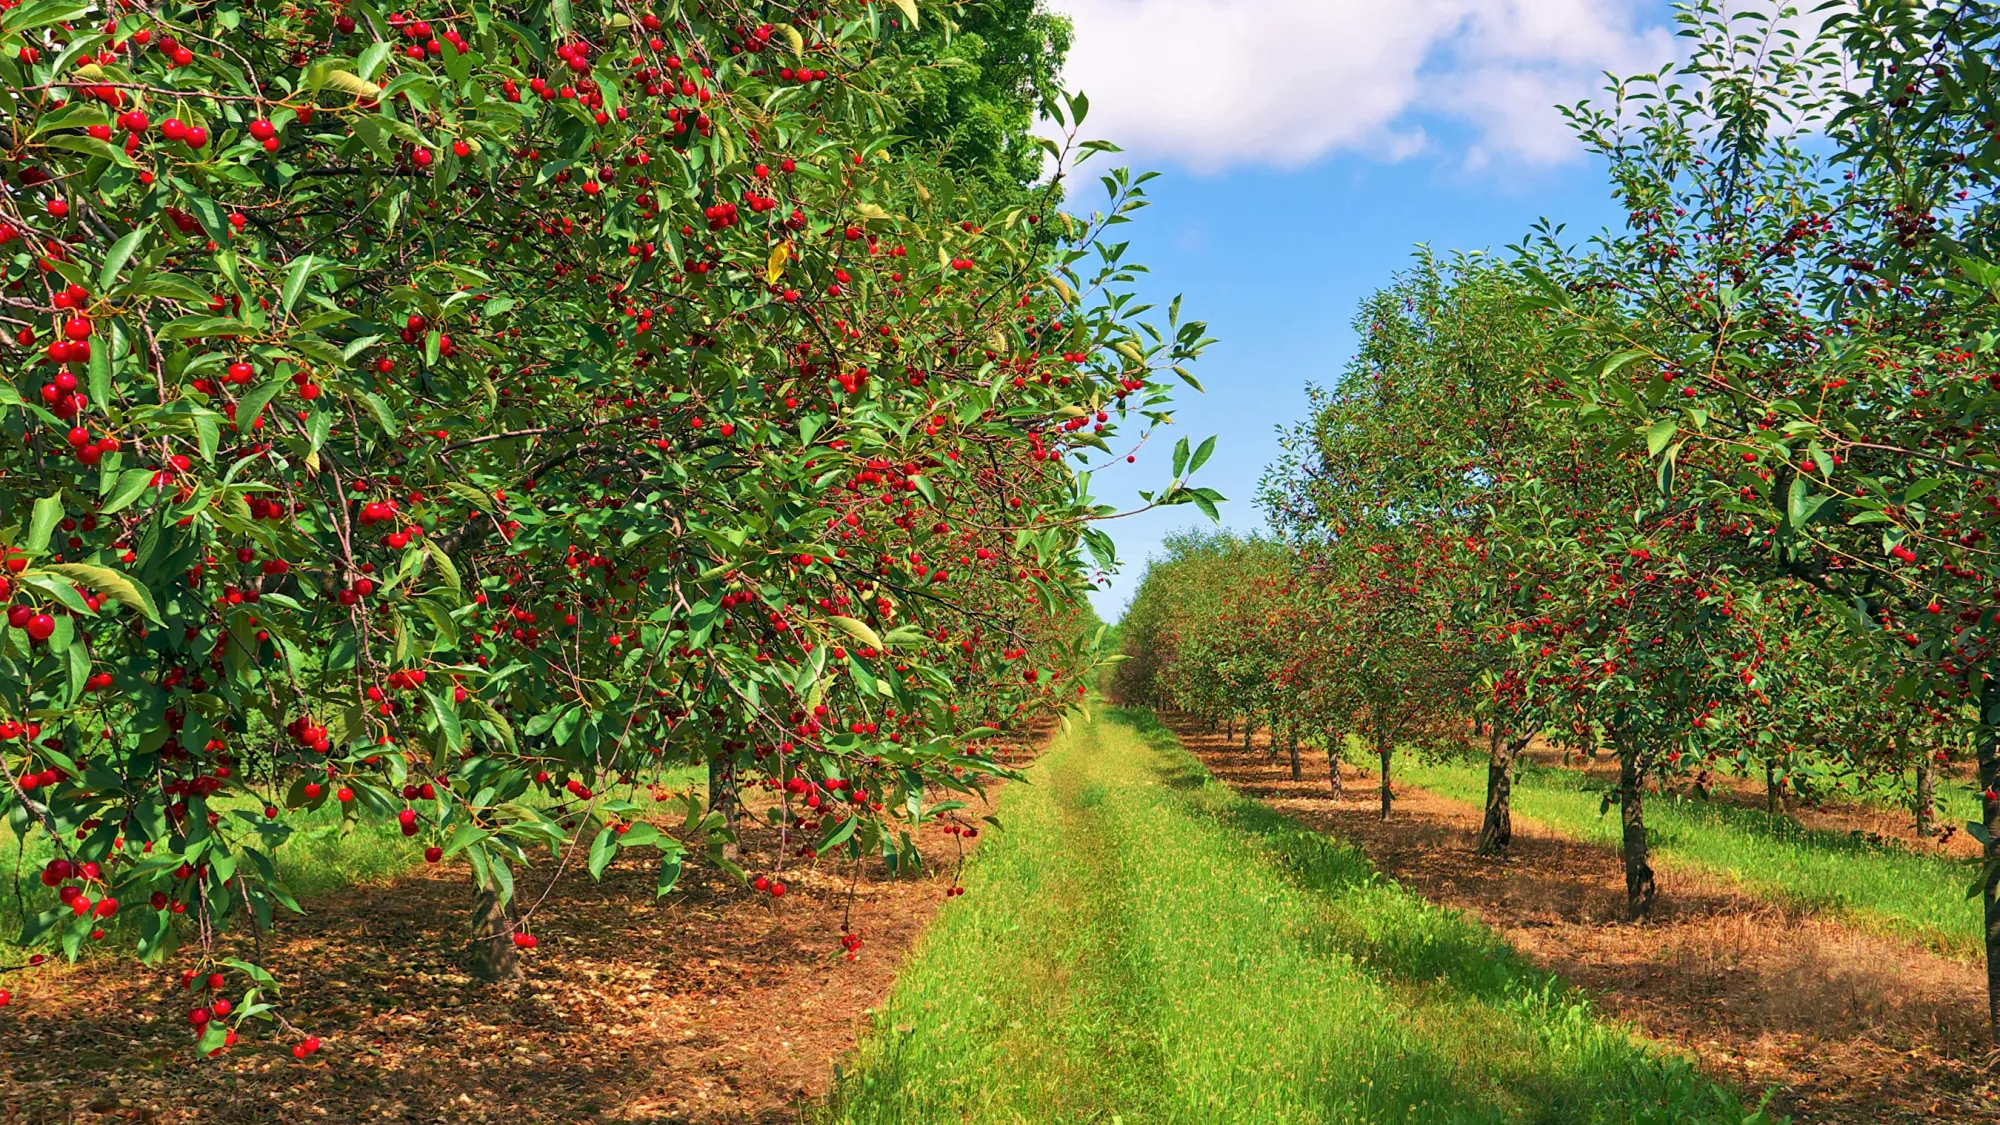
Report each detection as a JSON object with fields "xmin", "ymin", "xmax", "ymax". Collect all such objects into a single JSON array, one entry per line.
[
  {"xmin": 1389, "ymin": 754, "xmax": 1981, "ymax": 958},
  {"xmin": 823, "ymin": 709, "xmax": 1773, "ymax": 1125}
]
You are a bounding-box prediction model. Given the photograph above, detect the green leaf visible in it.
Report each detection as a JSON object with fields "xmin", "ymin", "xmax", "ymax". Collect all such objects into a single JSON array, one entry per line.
[
  {"xmin": 890, "ymin": 0, "xmax": 919, "ymax": 28},
  {"xmin": 656, "ymin": 853, "xmax": 683, "ymax": 897},
  {"xmin": 467, "ymin": 697, "xmax": 518, "ymax": 754},
  {"xmin": 25, "ymin": 496, "xmax": 63, "ymax": 555},
  {"xmin": 41, "ymin": 563, "xmax": 163, "ymax": 623},
  {"xmin": 430, "ymin": 688, "xmax": 465, "ymax": 752},
  {"xmin": 235, "ymin": 378, "xmax": 286, "ymax": 432},
  {"xmin": 443, "ymin": 482, "xmax": 496, "ymax": 513},
  {"xmin": 280, "ymin": 255, "xmax": 318, "ymax": 313},
  {"xmin": 97, "ymin": 224, "xmax": 151, "ymax": 290},
  {"xmin": 588, "ymin": 825, "xmax": 616, "ymax": 880},
  {"xmin": 220, "ymin": 958, "xmax": 279, "ymax": 988},
  {"xmin": 819, "ymin": 815, "xmax": 859, "ymax": 851},
  {"xmin": 197, "ymin": 1022, "xmax": 228, "ymax": 1055},
  {"xmin": 1645, "ymin": 418, "xmax": 1677, "ymax": 457},
  {"xmin": 4, "ymin": 2, "xmax": 91, "ymax": 34},
  {"xmin": 1188, "ymin": 434, "xmax": 1217, "ymax": 475}
]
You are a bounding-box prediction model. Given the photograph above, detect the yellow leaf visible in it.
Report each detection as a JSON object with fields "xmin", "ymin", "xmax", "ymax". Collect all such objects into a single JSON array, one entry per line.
[
  {"xmin": 828, "ymin": 615, "xmax": 884, "ymax": 651},
  {"xmin": 1048, "ymin": 275, "xmax": 1077, "ymax": 305},
  {"xmin": 892, "ymin": 0, "xmax": 920, "ymax": 28},
  {"xmin": 855, "ymin": 202, "xmax": 895, "ymax": 224},
  {"xmin": 780, "ymin": 23, "xmax": 805, "ymax": 58},
  {"xmin": 766, "ymin": 242, "xmax": 791, "ymax": 284},
  {"xmin": 321, "ymin": 70, "xmax": 383, "ymax": 99}
]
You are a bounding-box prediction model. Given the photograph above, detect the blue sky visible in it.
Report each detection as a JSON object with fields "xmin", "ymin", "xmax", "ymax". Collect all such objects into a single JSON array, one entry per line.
[{"xmin": 1058, "ymin": 0, "xmax": 1679, "ymax": 618}]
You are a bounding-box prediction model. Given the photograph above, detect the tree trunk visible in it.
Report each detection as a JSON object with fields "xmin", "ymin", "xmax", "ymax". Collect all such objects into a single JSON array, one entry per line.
[
  {"xmin": 1915, "ymin": 752, "xmax": 1937, "ymax": 841},
  {"xmin": 1378, "ymin": 731, "xmax": 1393, "ymax": 820},
  {"xmin": 1477, "ymin": 730, "xmax": 1522, "ymax": 856},
  {"xmin": 1243, "ymin": 714, "xmax": 1255, "ymax": 752},
  {"xmin": 1287, "ymin": 727, "xmax": 1301, "ymax": 781},
  {"xmin": 1617, "ymin": 733, "xmax": 1656, "ymax": 922},
  {"xmin": 708, "ymin": 754, "xmax": 741, "ymax": 862},
  {"xmin": 468, "ymin": 887, "xmax": 519, "ymax": 982},
  {"xmin": 1326, "ymin": 731, "xmax": 1344, "ymax": 797},
  {"xmin": 1765, "ymin": 760, "xmax": 1783, "ymax": 815},
  {"xmin": 1225, "ymin": 715, "xmax": 1235, "ymax": 742},
  {"xmin": 1978, "ymin": 672, "xmax": 2000, "ymax": 1041}
]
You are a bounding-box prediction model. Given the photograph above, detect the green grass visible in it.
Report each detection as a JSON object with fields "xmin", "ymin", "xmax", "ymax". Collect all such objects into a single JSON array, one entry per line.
[
  {"xmin": 823, "ymin": 708, "xmax": 1775, "ymax": 1125},
  {"xmin": 2, "ymin": 796, "xmax": 426, "ymax": 945},
  {"xmin": 3, "ymin": 765, "xmax": 707, "ymax": 947},
  {"xmin": 1386, "ymin": 752, "xmax": 1981, "ymax": 958}
]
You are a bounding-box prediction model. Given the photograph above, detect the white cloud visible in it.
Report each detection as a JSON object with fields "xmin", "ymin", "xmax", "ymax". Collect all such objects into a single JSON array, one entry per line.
[{"xmin": 1054, "ymin": 0, "xmax": 1675, "ymax": 171}]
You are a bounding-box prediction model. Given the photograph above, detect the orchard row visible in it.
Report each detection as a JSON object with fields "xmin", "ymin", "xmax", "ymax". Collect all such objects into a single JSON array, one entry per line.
[{"xmin": 1117, "ymin": 1, "xmax": 2000, "ymax": 1037}]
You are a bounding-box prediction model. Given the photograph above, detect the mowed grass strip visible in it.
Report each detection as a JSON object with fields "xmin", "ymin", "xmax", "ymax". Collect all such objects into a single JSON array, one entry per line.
[
  {"xmin": 824, "ymin": 709, "xmax": 1769, "ymax": 1125},
  {"xmin": 1388, "ymin": 753, "xmax": 1980, "ymax": 958}
]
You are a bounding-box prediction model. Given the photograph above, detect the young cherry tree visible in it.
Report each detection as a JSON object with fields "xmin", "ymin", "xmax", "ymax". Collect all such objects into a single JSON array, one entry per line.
[
  {"xmin": 0, "ymin": 0, "xmax": 1216, "ymax": 1051},
  {"xmin": 1532, "ymin": 0, "xmax": 2000, "ymax": 1019}
]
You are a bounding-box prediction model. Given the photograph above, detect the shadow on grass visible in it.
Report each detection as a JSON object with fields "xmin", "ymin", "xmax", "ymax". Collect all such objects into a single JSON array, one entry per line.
[{"xmin": 1106, "ymin": 707, "xmax": 1782, "ymax": 1125}]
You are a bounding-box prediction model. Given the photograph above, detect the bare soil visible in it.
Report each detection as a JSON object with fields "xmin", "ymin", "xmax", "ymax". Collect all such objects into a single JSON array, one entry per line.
[
  {"xmin": 0, "ymin": 751, "xmax": 1032, "ymax": 1125},
  {"xmin": 1169, "ymin": 715, "xmax": 2000, "ymax": 1125}
]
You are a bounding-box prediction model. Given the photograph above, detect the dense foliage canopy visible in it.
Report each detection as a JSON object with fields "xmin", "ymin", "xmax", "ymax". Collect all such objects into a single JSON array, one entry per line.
[{"xmin": 0, "ymin": 0, "xmax": 1215, "ymax": 1053}]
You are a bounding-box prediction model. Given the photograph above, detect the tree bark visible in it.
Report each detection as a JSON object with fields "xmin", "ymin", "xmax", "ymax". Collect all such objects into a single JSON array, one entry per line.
[
  {"xmin": 1477, "ymin": 729, "xmax": 1523, "ymax": 856},
  {"xmin": 1287, "ymin": 727, "xmax": 1301, "ymax": 781},
  {"xmin": 1225, "ymin": 715, "xmax": 1235, "ymax": 742},
  {"xmin": 1377, "ymin": 730, "xmax": 1393, "ymax": 820},
  {"xmin": 1326, "ymin": 731, "xmax": 1344, "ymax": 797},
  {"xmin": 1765, "ymin": 760, "xmax": 1784, "ymax": 815},
  {"xmin": 1617, "ymin": 732, "xmax": 1656, "ymax": 922},
  {"xmin": 1978, "ymin": 672, "xmax": 2000, "ymax": 1041},
  {"xmin": 1243, "ymin": 714, "xmax": 1255, "ymax": 752},
  {"xmin": 468, "ymin": 887, "xmax": 519, "ymax": 982},
  {"xmin": 708, "ymin": 753, "xmax": 741, "ymax": 862},
  {"xmin": 1915, "ymin": 752, "xmax": 1937, "ymax": 841}
]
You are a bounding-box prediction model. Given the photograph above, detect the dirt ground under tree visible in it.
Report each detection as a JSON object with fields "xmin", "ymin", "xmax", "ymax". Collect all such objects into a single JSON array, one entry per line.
[
  {"xmin": 1166, "ymin": 713, "xmax": 1999, "ymax": 1125},
  {"xmin": 0, "ymin": 788, "xmax": 1005, "ymax": 1125}
]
